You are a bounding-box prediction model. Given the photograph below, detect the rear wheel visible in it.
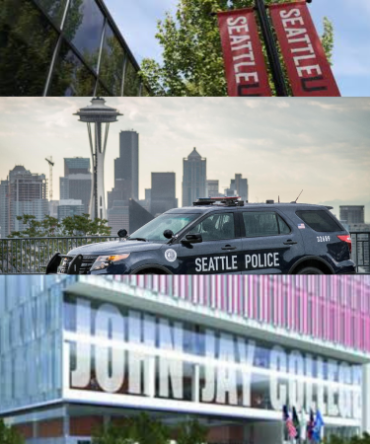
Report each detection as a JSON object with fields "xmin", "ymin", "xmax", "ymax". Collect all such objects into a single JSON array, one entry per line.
[{"xmin": 296, "ymin": 266, "xmax": 324, "ymax": 275}]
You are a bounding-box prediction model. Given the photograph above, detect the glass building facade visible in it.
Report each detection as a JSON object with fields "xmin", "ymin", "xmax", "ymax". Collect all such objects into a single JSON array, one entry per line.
[
  {"xmin": 0, "ymin": 0, "xmax": 150, "ymax": 96},
  {"xmin": 0, "ymin": 275, "xmax": 370, "ymax": 444}
]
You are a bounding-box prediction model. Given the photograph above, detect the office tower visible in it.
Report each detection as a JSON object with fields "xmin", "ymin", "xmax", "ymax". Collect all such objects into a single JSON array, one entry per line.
[
  {"xmin": 64, "ymin": 158, "xmax": 90, "ymax": 175},
  {"xmin": 48, "ymin": 200, "xmax": 60, "ymax": 219},
  {"xmin": 57, "ymin": 200, "xmax": 84, "ymax": 221},
  {"xmin": 129, "ymin": 199, "xmax": 154, "ymax": 233},
  {"xmin": 340, "ymin": 206, "xmax": 365, "ymax": 224},
  {"xmin": 0, "ymin": 180, "xmax": 9, "ymax": 238},
  {"xmin": 1, "ymin": 0, "xmax": 149, "ymax": 97},
  {"xmin": 75, "ymin": 98, "xmax": 122, "ymax": 220},
  {"xmin": 108, "ymin": 179, "xmax": 131, "ymax": 210},
  {"xmin": 230, "ymin": 174, "xmax": 248, "ymax": 202},
  {"xmin": 150, "ymin": 173, "xmax": 178, "ymax": 216},
  {"xmin": 182, "ymin": 148, "xmax": 207, "ymax": 207},
  {"xmin": 207, "ymin": 180, "xmax": 220, "ymax": 197},
  {"xmin": 0, "ymin": 166, "xmax": 48, "ymax": 237},
  {"xmin": 113, "ymin": 130, "xmax": 139, "ymax": 202},
  {"xmin": 60, "ymin": 157, "xmax": 92, "ymax": 214},
  {"xmin": 108, "ymin": 201, "xmax": 129, "ymax": 236},
  {"xmin": 145, "ymin": 189, "xmax": 152, "ymax": 203},
  {"xmin": 225, "ymin": 187, "xmax": 238, "ymax": 197}
]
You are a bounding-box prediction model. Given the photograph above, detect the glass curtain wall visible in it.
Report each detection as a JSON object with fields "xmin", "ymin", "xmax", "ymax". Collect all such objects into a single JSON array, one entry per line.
[{"xmin": 0, "ymin": 0, "xmax": 148, "ymax": 96}]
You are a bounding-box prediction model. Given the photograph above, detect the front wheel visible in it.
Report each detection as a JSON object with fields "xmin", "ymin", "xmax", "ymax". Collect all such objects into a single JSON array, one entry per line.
[{"xmin": 296, "ymin": 266, "xmax": 324, "ymax": 275}]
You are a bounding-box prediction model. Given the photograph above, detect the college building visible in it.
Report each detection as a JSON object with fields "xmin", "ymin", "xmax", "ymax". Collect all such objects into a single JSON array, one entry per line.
[
  {"xmin": 0, "ymin": 0, "xmax": 149, "ymax": 97},
  {"xmin": 1, "ymin": 275, "xmax": 370, "ymax": 444}
]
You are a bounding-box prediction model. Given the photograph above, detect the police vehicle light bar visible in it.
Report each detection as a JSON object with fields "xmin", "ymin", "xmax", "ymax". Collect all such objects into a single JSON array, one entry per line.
[{"xmin": 193, "ymin": 197, "xmax": 244, "ymax": 207}]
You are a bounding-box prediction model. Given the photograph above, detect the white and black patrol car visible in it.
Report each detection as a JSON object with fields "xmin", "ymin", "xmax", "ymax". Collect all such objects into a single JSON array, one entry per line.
[{"xmin": 46, "ymin": 197, "xmax": 355, "ymax": 275}]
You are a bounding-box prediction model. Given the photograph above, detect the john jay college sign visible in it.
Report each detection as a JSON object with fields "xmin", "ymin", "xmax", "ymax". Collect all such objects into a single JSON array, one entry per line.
[{"xmin": 65, "ymin": 299, "xmax": 362, "ymax": 420}]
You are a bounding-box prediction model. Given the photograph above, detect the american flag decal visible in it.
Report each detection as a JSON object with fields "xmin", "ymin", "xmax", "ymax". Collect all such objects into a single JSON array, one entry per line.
[{"xmin": 298, "ymin": 223, "xmax": 306, "ymax": 229}]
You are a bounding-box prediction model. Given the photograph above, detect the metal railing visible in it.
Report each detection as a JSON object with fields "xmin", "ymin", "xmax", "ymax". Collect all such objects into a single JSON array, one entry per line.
[
  {"xmin": 0, "ymin": 233, "xmax": 369, "ymax": 275},
  {"xmin": 0, "ymin": 236, "xmax": 117, "ymax": 275},
  {"xmin": 350, "ymin": 232, "xmax": 370, "ymax": 274}
]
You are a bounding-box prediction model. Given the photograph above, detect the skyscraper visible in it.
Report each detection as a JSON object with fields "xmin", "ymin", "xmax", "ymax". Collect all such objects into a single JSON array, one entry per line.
[
  {"xmin": 340, "ymin": 206, "xmax": 365, "ymax": 224},
  {"xmin": 57, "ymin": 200, "xmax": 84, "ymax": 221},
  {"xmin": 150, "ymin": 172, "xmax": 178, "ymax": 216},
  {"xmin": 113, "ymin": 130, "xmax": 139, "ymax": 202},
  {"xmin": 129, "ymin": 199, "xmax": 154, "ymax": 233},
  {"xmin": 182, "ymin": 148, "xmax": 207, "ymax": 207},
  {"xmin": 107, "ymin": 201, "xmax": 129, "ymax": 236},
  {"xmin": 64, "ymin": 158, "xmax": 90, "ymax": 176},
  {"xmin": 60, "ymin": 158, "xmax": 92, "ymax": 214},
  {"xmin": 0, "ymin": 180, "xmax": 9, "ymax": 239},
  {"xmin": 207, "ymin": 180, "xmax": 220, "ymax": 197},
  {"xmin": 0, "ymin": 166, "xmax": 48, "ymax": 237},
  {"xmin": 230, "ymin": 174, "xmax": 248, "ymax": 202}
]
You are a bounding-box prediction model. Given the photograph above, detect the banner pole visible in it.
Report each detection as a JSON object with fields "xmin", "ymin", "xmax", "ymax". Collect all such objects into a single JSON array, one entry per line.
[{"xmin": 255, "ymin": 0, "xmax": 289, "ymax": 97}]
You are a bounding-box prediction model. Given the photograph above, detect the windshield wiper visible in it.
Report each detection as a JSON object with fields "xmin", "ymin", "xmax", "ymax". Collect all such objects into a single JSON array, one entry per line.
[{"xmin": 128, "ymin": 237, "xmax": 147, "ymax": 242}]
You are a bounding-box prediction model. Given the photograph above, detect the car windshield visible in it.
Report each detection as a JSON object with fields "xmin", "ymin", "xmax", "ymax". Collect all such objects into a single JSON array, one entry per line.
[{"xmin": 128, "ymin": 213, "xmax": 199, "ymax": 242}]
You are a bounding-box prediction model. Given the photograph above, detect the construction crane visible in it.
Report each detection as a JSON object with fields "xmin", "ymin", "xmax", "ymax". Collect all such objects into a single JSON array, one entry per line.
[{"xmin": 45, "ymin": 157, "xmax": 55, "ymax": 200}]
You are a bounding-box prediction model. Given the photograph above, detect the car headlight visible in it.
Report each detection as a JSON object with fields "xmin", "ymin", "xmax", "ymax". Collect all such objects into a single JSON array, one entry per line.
[{"xmin": 91, "ymin": 254, "xmax": 130, "ymax": 271}]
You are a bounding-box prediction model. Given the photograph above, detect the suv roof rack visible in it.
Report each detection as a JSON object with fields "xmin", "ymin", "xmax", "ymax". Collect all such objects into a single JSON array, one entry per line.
[{"xmin": 193, "ymin": 197, "xmax": 244, "ymax": 207}]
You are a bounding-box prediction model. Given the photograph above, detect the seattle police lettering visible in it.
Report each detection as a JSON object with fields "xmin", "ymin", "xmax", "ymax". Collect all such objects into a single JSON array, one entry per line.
[
  {"xmin": 195, "ymin": 255, "xmax": 238, "ymax": 273},
  {"xmin": 245, "ymin": 252, "xmax": 279, "ymax": 270}
]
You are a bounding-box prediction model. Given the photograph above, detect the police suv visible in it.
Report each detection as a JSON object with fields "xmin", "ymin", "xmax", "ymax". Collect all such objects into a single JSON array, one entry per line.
[{"xmin": 46, "ymin": 197, "xmax": 355, "ymax": 275}]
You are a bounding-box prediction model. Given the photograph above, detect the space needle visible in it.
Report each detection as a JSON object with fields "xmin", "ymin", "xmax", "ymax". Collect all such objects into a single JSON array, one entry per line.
[{"xmin": 74, "ymin": 98, "xmax": 122, "ymax": 220}]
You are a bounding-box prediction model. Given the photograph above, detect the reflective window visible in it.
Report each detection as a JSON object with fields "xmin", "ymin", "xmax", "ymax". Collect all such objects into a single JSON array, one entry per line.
[
  {"xmin": 48, "ymin": 40, "xmax": 96, "ymax": 96},
  {"xmin": 99, "ymin": 25, "xmax": 125, "ymax": 96},
  {"xmin": 34, "ymin": 0, "xmax": 68, "ymax": 27},
  {"xmin": 124, "ymin": 60, "xmax": 140, "ymax": 96},
  {"xmin": 243, "ymin": 211, "xmax": 290, "ymax": 237},
  {"xmin": 188, "ymin": 213, "xmax": 235, "ymax": 242},
  {"xmin": 95, "ymin": 82, "xmax": 112, "ymax": 97},
  {"xmin": 128, "ymin": 213, "xmax": 199, "ymax": 242},
  {"xmin": 0, "ymin": 0, "xmax": 59, "ymax": 96},
  {"xmin": 64, "ymin": 0, "xmax": 105, "ymax": 72},
  {"xmin": 296, "ymin": 210, "xmax": 342, "ymax": 233}
]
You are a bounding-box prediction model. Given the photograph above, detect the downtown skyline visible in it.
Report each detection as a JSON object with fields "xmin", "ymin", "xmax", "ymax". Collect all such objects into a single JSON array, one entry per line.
[{"xmin": 0, "ymin": 97, "xmax": 369, "ymax": 220}]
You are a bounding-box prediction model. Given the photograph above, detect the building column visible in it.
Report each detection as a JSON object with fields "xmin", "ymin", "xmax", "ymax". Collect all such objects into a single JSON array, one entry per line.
[{"xmin": 362, "ymin": 364, "xmax": 370, "ymax": 433}]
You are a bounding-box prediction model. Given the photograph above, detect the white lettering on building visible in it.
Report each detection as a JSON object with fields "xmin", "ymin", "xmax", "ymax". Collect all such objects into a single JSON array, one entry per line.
[{"xmin": 68, "ymin": 299, "xmax": 362, "ymax": 420}]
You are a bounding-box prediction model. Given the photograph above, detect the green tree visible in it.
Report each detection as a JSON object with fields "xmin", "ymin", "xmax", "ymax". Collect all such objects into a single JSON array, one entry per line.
[
  {"xmin": 60, "ymin": 214, "xmax": 112, "ymax": 236},
  {"xmin": 92, "ymin": 413, "xmax": 171, "ymax": 444},
  {"xmin": 325, "ymin": 433, "xmax": 370, "ymax": 444},
  {"xmin": 7, "ymin": 214, "xmax": 111, "ymax": 238},
  {"xmin": 140, "ymin": 0, "xmax": 334, "ymax": 96},
  {"xmin": 1, "ymin": 214, "xmax": 112, "ymax": 273},
  {"xmin": 0, "ymin": 419, "xmax": 24, "ymax": 444},
  {"xmin": 176, "ymin": 419, "xmax": 208, "ymax": 444}
]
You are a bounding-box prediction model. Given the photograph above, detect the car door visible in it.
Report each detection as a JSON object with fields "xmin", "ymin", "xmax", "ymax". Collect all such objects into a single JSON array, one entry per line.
[
  {"xmin": 240, "ymin": 210, "xmax": 304, "ymax": 274},
  {"xmin": 171, "ymin": 211, "xmax": 244, "ymax": 274}
]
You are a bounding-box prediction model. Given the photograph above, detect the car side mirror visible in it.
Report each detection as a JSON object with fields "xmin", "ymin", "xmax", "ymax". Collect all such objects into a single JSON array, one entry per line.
[
  {"xmin": 118, "ymin": 229, "xmax": 128, "ymax": 238},
  {"xmin": 163, "ymin": 229, "xmax": 174, "ymax": 240},
  {"xmin": 182, "ymin": 234, "xmax": 203, "ymax": 244}
]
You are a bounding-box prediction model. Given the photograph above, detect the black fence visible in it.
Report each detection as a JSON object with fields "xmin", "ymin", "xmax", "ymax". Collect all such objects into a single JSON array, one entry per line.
[
  {"xmin": 0, "ymin": 236, "xmax": 117, "ymax": 274},
  {"xmin": 350, "ymin": 232, "xmax": 370, "ymax": 274}
]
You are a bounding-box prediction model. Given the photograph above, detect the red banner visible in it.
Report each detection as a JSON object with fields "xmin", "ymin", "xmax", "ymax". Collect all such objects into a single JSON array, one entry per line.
[
  {"xmin": 270, "ymin": 2, "xmax": 341, "ymax": 96},
  {"xmin": 218, "ymin": 9, "xmax": 272, "ymax": 97}
]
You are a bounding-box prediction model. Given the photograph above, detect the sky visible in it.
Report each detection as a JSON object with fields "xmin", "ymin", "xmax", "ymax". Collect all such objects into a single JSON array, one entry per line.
[
  {"xmin": 103, "ymin": 0, "xmax": 370, "ymax": 97},
  {"xmin": 0, "ymin": 97, "xmax": 369, "ymax": 221}
]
